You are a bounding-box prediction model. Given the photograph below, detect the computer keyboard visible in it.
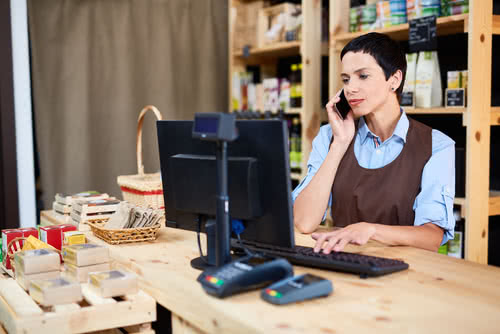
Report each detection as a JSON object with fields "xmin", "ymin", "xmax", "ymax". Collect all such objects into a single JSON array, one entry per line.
[{"xmin": 232, "ymin": 241, "xmax": 409, "ymax": 278}]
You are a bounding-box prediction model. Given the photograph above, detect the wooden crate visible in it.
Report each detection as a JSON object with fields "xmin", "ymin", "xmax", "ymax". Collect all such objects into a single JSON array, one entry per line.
[
  {"xmin": 257, "ymin": 2, "xmax": 300, "ymax": 47},
  {"xmin": 0, "ymin": 278, "xmax": 156, "ymax": 334}
]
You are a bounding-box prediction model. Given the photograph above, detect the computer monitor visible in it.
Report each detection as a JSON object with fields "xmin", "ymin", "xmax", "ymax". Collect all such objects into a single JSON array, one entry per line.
[{"xmin": 156, "ymin": 120, "xmax": 295, "ymax": 250}]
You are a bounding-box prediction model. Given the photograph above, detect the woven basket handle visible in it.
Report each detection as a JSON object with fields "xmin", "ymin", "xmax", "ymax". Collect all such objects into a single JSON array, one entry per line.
[{"xmin": 136, "ymin": 105, "xmax": 163, "ymax": 175}]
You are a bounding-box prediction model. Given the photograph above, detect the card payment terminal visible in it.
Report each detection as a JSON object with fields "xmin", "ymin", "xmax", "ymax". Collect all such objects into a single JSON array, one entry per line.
[{"xmin": 197, "ymin": 254, "xmax": 293, "ymax": 298}]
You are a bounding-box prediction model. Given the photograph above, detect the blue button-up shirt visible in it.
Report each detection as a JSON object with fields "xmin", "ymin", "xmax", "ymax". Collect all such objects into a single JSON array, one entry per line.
[{"xmin": 292, "ymin": 111, "xmax": 456, "ymax": 245}]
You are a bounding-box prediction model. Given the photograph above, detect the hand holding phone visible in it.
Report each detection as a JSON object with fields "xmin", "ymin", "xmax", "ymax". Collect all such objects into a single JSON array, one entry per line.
[{"xmin": 333, "ymin": 89, "xmax": 351, "ymax": 120}]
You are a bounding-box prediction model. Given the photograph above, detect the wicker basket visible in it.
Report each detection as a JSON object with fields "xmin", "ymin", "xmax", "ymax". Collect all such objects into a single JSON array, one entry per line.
[
  {"xmin": 88, "ymin": 221, "xmax": 162, "ymax": 245},
  {"xmin": 117, "ymin": 105, "xmax": 164, "ymax": 209}
]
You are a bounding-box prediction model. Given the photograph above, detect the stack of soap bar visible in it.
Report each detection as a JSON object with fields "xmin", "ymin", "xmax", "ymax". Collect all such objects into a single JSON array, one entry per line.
[
  {"xmin": 54, "ymin": 191, "xmax": 109, "ymax": 222},
  {"xmin": 29, "ymin": 277, "xmax": 82, "ymax": 306},
  {"xmin": 71, "ymin": 198, "xmax": 120, "ymax": 224},
  {"xmin": 14, "ymin": 249, "xmax": 61, "ymax": 290},
  {"xmin": 63, "ymin": 243, "xmax": 110, "ymax": 283},
  {"xmin": 89, "ymin": 270, "xmax": 138, "ymax": 298}
]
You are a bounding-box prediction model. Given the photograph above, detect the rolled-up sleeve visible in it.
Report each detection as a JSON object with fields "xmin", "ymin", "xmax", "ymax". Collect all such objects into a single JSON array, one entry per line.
[
  {"xmin": 292, "ymin": 125, "xmax": 332, "ymax": 219},
  {"xmin": 413, "ymin": 129, "xmax": 456, "ymax": 244}
]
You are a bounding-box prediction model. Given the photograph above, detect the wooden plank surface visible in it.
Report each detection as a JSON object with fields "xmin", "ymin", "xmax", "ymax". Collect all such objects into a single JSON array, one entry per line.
[
  {"xmin": 0, "ymin": 277, "xmax": 156, "ymax": 334},
  {"xmin": 84, "ymin": 227, "xmax": 500, "ymax": 334},
  {"xmin": 465, "ymin": 0, "xmax": 493, "ymax": 264},
  {"xmin": 405, "ymin": 107, "xmax": 466, "ymax": 115}
]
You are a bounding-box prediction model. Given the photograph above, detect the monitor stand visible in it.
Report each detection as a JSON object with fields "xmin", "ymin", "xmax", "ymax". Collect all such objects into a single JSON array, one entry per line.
[{"xmin": 191, "ymin": 219, "xmax": 217, "ymax": 270}]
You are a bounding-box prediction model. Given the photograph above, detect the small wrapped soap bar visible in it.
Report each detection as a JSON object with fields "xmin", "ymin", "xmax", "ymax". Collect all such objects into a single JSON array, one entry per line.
[
  {"xmin": 62, "ymin": 243, "xmax": 109, "ymax": 266},
  {"xmin": 29, "ymin": 277, "xmax": 82, "ymax": 306},
  {"xmin": 64, "ymin": 262, "xmax": 111, "ymax": 283},
  {"xmin": 63, "ymin": 231, "xmax": 86, "ymax": 246},
  {"xmin": 89, "ymin": 270, "xmax": 138, "ymax": 298},
  {"xmin": 16, "ymin": 270, "xmax": 60, "ymax": 290},
  {"xmin": 14, "ymin": 249, "xmax": 60, "ymax": 274}
]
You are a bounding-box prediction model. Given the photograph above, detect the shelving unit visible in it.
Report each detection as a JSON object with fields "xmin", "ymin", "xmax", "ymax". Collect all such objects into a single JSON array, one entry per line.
[
  {"xmin": 329, "ymin": 1, "xmax": 497, "ymax": 264},
  {"xmin": 229, "ymin": 0, "xmax": 324, "ymax": 181},
  {"xmin": 229, "ymin": 1, "xmax": 498, "ymax": 263}
]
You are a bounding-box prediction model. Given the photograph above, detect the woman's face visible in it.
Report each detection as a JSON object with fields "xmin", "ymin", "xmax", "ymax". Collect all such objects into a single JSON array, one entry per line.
[{"xmin": 340, "ymin": 51, "xmax": 394, "ymax": 117}]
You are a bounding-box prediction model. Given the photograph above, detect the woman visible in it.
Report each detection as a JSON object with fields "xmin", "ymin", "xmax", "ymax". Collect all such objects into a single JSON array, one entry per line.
[{"xmin": 293, "ymin": 32, "xmax": 455, "ymax": 253}]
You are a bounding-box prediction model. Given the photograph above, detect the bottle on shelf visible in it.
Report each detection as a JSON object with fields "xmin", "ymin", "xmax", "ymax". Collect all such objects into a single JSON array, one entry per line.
[
  {"xmin": 290, "ymin": 64, "xmax": 298, "ymax": 108},
  {"xmin": 289, "ymin": 117, "xmax": 302, "ymax": 173},
  {"xmin": 295, "ymin": 63, "xmax": 302, "ymax": 108}
]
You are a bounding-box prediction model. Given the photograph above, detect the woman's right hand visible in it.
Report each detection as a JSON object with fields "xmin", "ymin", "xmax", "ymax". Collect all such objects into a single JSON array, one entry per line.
[{"xmin": 325, "ymin": 90, "xmax": 355, "ymax": 150}]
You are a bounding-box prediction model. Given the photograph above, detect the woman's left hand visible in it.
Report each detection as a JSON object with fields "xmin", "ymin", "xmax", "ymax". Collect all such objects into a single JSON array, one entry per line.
[{"xmin": 311, "ymin": 223, "xmax": 377, "ymax": 253}]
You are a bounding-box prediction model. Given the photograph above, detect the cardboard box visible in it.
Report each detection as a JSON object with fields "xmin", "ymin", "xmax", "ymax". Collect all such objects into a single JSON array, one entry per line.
[
  {"xmin": 16, "ymin": 270, "xmax": 60, "ymax": 291},
  {"xmin": 62, "ymin": 243, "xmax": 109, "ymax": 266},
  {"xmin": 14, "ymin": 249, "xmax": 60, "ymax": 274},
  {"xmin": 40, "ymin": 224, "xmax": 77, "ymax": 250},
  {"xmin": 89, "ymin": 270, "xmax": 138, "ymax": 298},
  {"xmin": 64, "ymin": 262, "xmax": 111, "ymax": 283},
  {"xmin": 2, "ymin": 229, "xmax": 22, "ymax": 269},
  {"xmin": 29, "ymin": 277, "xmax": 82, "ymax": 306}
]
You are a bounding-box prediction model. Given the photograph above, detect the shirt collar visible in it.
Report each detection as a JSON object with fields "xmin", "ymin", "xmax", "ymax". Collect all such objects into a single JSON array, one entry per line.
[{"xmin": 358, "ymin": 109, "xmax": 409, "ymax": 144}]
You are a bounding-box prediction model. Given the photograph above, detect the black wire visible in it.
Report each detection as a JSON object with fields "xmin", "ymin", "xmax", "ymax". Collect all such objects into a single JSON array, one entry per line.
[{"xmin": 237, "ymin": 233, "xmax": 254, "ymax": 257}]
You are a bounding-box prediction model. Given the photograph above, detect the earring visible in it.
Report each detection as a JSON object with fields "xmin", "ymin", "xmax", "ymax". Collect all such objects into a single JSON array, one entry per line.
[{"xmin": 392, "ymin": 87, "xmax": 395, "ymax": 91}]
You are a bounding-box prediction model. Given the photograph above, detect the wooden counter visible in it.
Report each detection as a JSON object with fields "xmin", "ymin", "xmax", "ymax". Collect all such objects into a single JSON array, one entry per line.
[{"xmin": 84, "ymin": 227, "xmax": 500, "ymax": 334}]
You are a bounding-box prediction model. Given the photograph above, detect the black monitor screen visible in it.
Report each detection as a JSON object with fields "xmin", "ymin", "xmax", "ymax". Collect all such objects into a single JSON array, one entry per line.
[{"xmin": 157, "ymin": 120, "xmax": 295, "ymax": 249}]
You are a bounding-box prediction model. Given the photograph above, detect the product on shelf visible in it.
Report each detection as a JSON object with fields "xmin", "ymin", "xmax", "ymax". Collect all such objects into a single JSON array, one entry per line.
[
  {"xmin": 64, "ymin": 262, "xmax": 111, "ymax": 283},
  {"xmin": 16, "ymin": 270, "xmax": 60, "ymax": 291},
  {"xmin": 441, "ymin": 0, "xmax": 469, "ymax": 17},
  {"xmin": 55, "ymin": 191, "xmax": 109, "ymax": 206},
  {"xmin": 14, "ymin": 249, "xmax": 60, "ymax": 275},
  {"xmin": 263, "ymin": 78, "xmax": 280, "ymax": 113},
  {"xmin": 402, "ymin": 53, "xmax": 418, "ymax": 108},
  {"xmin": 89, "ymin": 270, "xmax": 138, "ymax": 298},
  {"xmin": 376, "ymin": 1, "xmax": 392, "ymax": 28},
  {"xmin": 232, "ymin": 0, "xmax": 268, "ymax": 51},
  {"xmin": 40, "ymin": 224, "xmax": 77, "ymax": 251},
  {"xmin": 62, "ymin": 243, "xmax": 110, "ymax": 267},
  {"xmin": 2, "ymin": 228, "xmax": 38, "ymax": 270},
  {"xmin": 415, "ymin": 51, "xmax": 442, "ymax": 108},
  {"xmin": 390, "ymin": 0, "xmax": 407, "ymax": 25},
  {"xmin": 407, "ymin": 0, "xmax": 441, "ymax": 20},
  {"xmin": 290, "ymin": 117, "xmax": 302, "ymax": 173},
  {"xmin": 29, "ymin": 277, "xmax": 82, "ymax": 306}
]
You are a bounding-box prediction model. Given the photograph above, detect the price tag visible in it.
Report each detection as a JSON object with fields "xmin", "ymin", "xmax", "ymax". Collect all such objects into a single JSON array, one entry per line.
[
  {"xmin": 445, "ymin": 88, "xmax": 466, "ymax": 107},
  {"xmin": 409, "ymin": 15, "xmax": 437, "ymax": 52}
]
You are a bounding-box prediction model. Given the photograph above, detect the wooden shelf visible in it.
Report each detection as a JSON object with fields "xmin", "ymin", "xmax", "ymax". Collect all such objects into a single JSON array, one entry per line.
[
  {"xmin": 493, "ymin": 15, "xmax": 500, "ymax": 35},
  {"xmin": 234, "ymin": 41, "xmax": 328, "ymax": 64},
  {"xmin": 332, "ymin": 13, "xmax": 468, "ymax": 42},
  {"xmin": 286, "ymin": 108, "xmax": 302, "ymax": 115},
  {"xmin": 454, "ymin": 191, "xmax": 500, "ymax": 218},
  {"xmin": 405, "ymin": 107, "xmax": 466, "ymax": 115}
]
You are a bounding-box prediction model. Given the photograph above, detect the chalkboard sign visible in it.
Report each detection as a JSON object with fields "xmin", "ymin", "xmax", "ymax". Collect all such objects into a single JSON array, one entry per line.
[
  {"xmin": 400, "ymin": 91, "xmax": 414, "ymax": 107},
  {"xmin": 409, "ymin": 15, "xmax": 437, "ymax": 52},
  {"xmin": 445, "ymin": 88, "xmax": 466, "ymax": 107}
]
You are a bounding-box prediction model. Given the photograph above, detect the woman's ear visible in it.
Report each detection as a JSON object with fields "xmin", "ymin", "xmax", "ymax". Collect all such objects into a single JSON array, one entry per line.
[{"xmin": 390, "ymin": 69, "xmax": 403, "ymax": 91}]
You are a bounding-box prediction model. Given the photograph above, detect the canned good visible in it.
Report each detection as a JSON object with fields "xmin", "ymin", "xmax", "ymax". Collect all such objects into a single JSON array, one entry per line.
[
  {"xmin": 361, "ymin": 4, "xmax": 377, "ymax": 23},
  {"xmin": 389, "ymin": 0, "xmax": 407, "ymax": 13}
]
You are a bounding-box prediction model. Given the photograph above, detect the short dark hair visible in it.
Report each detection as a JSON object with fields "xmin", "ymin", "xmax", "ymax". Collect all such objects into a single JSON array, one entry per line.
[{"xmin": 340, "ymin": 32, "xmax": 407, "ymax": 102}]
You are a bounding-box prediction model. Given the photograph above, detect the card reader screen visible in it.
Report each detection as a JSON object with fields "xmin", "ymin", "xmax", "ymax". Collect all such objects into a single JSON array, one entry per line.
[
  {"xmin": 297, "ymin": 274, "xmax": 324, "ymax": 285},
  {"xmin": 194, "ymin": 116, "xmax": 218, "ymax": 134}
]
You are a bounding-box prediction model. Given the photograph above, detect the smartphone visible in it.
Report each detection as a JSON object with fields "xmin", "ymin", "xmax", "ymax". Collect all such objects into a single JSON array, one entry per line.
[{"xmin": 334, "ymin": 90, "xmax": 351, "ymax": 120}]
